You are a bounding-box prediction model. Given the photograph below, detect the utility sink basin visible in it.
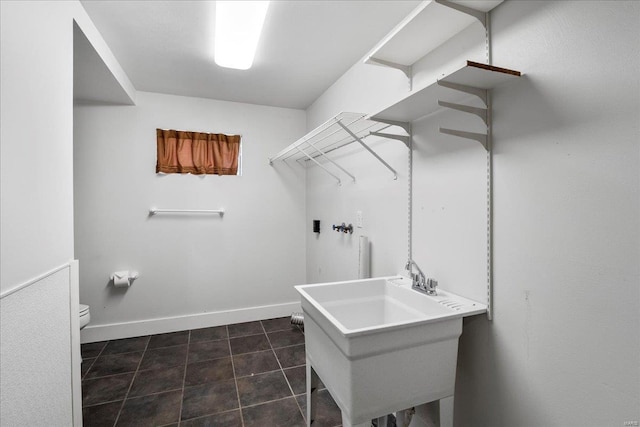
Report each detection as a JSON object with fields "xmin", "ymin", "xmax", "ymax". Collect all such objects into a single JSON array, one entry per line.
[{"xmin": 295, "ymin": 276, "xmax": 485, "ymax": 425}]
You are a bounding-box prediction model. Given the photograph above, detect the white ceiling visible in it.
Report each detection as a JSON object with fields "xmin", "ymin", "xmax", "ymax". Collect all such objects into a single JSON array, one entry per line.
[{"xmin": 80, "ymin": 0, "xmax": 420, "ymax": 110}]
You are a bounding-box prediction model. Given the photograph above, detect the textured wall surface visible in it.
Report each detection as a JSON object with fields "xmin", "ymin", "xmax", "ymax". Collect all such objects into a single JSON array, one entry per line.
[
  {"xmin": 454, "ymin": 1, "xmax": 640, "ymax": 426},
  {"xmin": 1, "ymin": 268, "xmax": 73, "ymax": 426}
]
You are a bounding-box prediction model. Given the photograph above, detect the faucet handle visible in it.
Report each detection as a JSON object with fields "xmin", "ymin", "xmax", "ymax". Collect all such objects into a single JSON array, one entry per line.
[{"xmin": 426, "ymin": 278, "xmax": 438, "ymax": 295}]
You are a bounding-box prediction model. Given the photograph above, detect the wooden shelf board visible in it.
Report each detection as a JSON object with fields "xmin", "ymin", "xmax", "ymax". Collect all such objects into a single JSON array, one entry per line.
[{"xmin": 370, "ymin": 61, "xmax": 521, "ymax": 123}]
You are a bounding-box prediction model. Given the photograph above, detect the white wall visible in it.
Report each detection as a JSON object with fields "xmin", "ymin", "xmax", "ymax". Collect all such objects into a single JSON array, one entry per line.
[
  {"xmin": 1, "ymin": 268, "xmax": 74, "ymax": 426},
  {"xmin": 455, "ymin": 1, "xmax": 640, "ymax": 426},
  {"xmin": 305, "ymin": 49, "xmax": 411, "ymax": 284},
  {"xmin": 305, "ymin": 16, "xmax": 489, "ymax": 293},
  {"xmin": 0, "ymin": 1, "xmax": 78, "ymax": 425},
  {"xmin": 0, "ymin": 1, "xmax": 75, "ymax": 291},
  {"xmin": 305, "ymin": 1, "xmax": 639, "ymax": 426},
  {"xmin": 75, "ymin": 91, "xmax": 307, "ymax": 341}
]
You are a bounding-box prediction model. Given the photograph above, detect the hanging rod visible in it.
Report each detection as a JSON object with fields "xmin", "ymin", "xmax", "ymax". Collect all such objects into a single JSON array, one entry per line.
[{"xmin": 149, "ymin": 208, "xmax": 224, "ymax": 216}]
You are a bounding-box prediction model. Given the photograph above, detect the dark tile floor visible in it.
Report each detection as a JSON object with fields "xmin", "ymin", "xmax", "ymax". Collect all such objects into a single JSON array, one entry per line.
[{"xmin": 81, "ymin": 317, "xmax": 343, "ymax": 427}]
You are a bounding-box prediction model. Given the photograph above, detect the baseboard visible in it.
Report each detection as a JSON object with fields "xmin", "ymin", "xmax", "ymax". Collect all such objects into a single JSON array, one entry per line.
[{"xmin": 80, "ymin": 301, "xmax": 302, "ymax": 343}]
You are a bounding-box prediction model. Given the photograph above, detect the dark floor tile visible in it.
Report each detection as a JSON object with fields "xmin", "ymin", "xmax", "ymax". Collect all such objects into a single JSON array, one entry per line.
[
  {"xmin": 129, "ymin": 365, "xmax": 185, "ymax": 397},
  {"xmin": 274, "ymin": 344, "xmax": 306, "ymax": 368},
  {"xmin": 261, "ymin": 317, "xmax": 293, "ymax": 332},
  {"xmin": 236, "ymin": 370, "xmax": 292, "ymax": 407},
  {"xmin": 190, "ymin": 326, "xmax": 227, "ymax": 342},
  {"xmin": 82, "ymin": 373, "xmax": 134, "ymax": 406},
  {"xmin": 102, "ymin": 336, "xmax": 149, "ymax": 355},
  {"xmin": 268, "ymin": 329, "xmax": 305, "ymax": 348},
  {"xmin": 82, "ymin": 357, "xmax": 96, "ymax": 378},
  {"xmin": 233, "ymin": 350, "xmax": 280, "ymax": 377},
  {"xmin": 116, "ymin": 390, "xmax": 182, "ymax": 427},
  {"xmin": 284, "ymin": 366, "xmax": 306, "ymax": 395},
  {"xmin": 81, "ymin": 341, "xmax": 108, "ymax": 358},
  {"xmin": 82, "ymin": 400, "xmax": 122, "ymax": 427},
  {"xmin": 185, "ymin": 357, "xmax": 234, "ymax": 386},
  {"xmin": 229, "ymin": 334, "xmax": 270, "ymax": 355},
  {"xmin": 181, "ymin": 380, "xmax": 238, "ymax": 421},
  {"xmin": 242, "ymin": 397, "xmax": 305, "ymax": 427},
  {"xmin": 85, "ymin": 352, "xmax": 143, "ymax": 379},
  {"xmin": 147, "ymin": 331, "xmax": 189, "ymax": 349},
  {"xmin": 315, "ymin": 389, "xmax": 343, "ymax": 427},
  {"xmin": 188, "ymin": 339, "xmax": 230, "ymax": 363},
  {"xmin": 297, "ymin": 390, "xmax": 342, "ymax": 426},
  {"xmin": 227, "ymin": 321, "xmax": 263, "ymax": 337},
  {"xmin": 180, "ymin": 410, "xmax": 242, "ymax": 427},
  {"xmin": 139, "ymin": 345, "xmax": 187, "ymax": 371}
]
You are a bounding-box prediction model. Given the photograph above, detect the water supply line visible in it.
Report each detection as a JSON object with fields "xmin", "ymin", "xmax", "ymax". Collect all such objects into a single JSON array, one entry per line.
[{"xmin": 290, "ymin": 312, "xmax": 304, "ymax": 327}]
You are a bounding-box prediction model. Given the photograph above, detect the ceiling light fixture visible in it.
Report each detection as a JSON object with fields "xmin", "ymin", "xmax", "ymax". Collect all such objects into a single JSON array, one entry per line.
[{"xmin": 215, "ymin": 1, "xmax": 270, "ymax": 70}]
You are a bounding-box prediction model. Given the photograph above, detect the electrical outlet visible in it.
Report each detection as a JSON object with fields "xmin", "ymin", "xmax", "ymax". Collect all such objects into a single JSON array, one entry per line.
[{"xmin": 356, "ymin": 210, "xmax": 363, "ymax": 228}]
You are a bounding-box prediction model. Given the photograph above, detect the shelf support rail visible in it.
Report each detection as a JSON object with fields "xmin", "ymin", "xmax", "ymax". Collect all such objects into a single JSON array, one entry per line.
[
  {"xmin": 336, "ymin": 120, "xmax": 398, "ymax": 180},
  {"xmin": 369, "ymin": 131, "xmax": 411, "ymax": 149},
  {"xmin": 368, "ymin": 118, "xmax": 411, "ymax": 134},
  {"xmin": 437, "ymin": 80, "xmax": 491, "ymax": 151},
  {"xmin": 439, "ymin": 128, "xmax": 489, "ymax": 151},
  {"xmin": 437, "ymin": 80, "xmax": 487, "ymax": 105},
  {"xmin": 434, "ymin": 0, "xmax": 486, "ymax": 28},
  {"xmin": 294, "ymin": 145, "xmax": 342, "ymax": 185},
  {"xmin": 365, "ymin": 57, "xmax": 413, "ymax": 90},
  {"xmin": 437, "ymin": 100, "xmax": 487, "ymax": 125}
]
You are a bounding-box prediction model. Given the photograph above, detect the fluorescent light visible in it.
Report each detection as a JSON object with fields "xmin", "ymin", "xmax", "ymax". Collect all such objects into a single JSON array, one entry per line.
[{"xmin": 215, "ymin": 1, "xmax": 270, "ymax": 70}]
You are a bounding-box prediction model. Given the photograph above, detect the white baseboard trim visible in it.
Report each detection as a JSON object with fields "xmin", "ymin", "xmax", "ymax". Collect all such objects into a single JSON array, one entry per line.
[{"xmin": 80, "ymin": 301, "xmax": 302, "ymax": 343}]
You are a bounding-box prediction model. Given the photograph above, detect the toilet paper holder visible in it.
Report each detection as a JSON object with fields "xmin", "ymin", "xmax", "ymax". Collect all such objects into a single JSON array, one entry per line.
[{"xmin": 110, "ymin": 271, "xmax": 139, "ymax": 287}]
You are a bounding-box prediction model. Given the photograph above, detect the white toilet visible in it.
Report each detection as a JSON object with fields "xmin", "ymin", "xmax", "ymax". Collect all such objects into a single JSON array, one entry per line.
[{"xmin": 79, "ymin": 304, "xmax": 91, "ymax": 330}]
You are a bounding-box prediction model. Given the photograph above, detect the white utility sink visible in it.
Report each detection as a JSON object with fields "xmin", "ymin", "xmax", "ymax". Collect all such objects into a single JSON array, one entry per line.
[{"xmin": 295, "ymin": 276, "xmax": 485, "ymax": 426}]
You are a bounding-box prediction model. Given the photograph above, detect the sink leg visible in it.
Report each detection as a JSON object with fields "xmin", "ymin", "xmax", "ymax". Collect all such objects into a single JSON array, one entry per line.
[
  {"xmin": 439, "ymin": 395, "xmax": 454, "ymax": 427},
  {"xmin": 306, "ymin": 360, "xmax": 320, "ymax": 427},
  {"xmin": 341, "ymin": 412, "xmax": 370, "ymax": 427}
]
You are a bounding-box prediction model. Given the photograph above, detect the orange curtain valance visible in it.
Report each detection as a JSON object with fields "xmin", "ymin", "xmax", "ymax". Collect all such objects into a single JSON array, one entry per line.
[{"xmin": 156, "ymin": 129, "xmax": 240, "ymax": 175}]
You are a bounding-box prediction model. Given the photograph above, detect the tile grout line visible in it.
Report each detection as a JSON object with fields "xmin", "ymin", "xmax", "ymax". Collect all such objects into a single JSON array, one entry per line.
[
  {"xmin": 176, "ymin": 330, "xmax": 191, "ymax": 425},
  {"xmin": 227, "ymin": 325, "xmax": 246, "ymax": 427},
  {"xmin": 112, "ymin": 336, "xmax": 151, "ymax": 427},
  {"xmin": 82, "ymin": 320, "xmax": 294, "ymax": 425},
  {"xmin": 261, "ymin": 320, "xmax": 307, "ymax": 423},
  {"xmin": 81, "ymin": 340, "xmax": 108, "ymax": 381}
]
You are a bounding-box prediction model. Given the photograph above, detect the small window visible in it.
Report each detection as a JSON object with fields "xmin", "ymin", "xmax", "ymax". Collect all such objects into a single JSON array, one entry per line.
[{"xmin": 156, "ymin": 129, "xmax": 241, "ymax": 175}]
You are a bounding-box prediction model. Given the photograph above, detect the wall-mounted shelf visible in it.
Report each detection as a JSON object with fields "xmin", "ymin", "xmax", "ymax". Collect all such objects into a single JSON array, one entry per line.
[
  {"xmin": 365, "ymin": 0, "xmax": 503, "ymax": 81},
  {"xmin": 269, "ymin": 112, "xmax": 410, "ymax": 185},
  {"xmin": 371, "ymin": 60, "xmax": 520, "ymax": 124}
]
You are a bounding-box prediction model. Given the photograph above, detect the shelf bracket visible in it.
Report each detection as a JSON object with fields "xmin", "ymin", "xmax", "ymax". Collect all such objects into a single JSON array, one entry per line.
[
  {"xmin": 369, "ymin": 131, "xmax": 411, "ymax": 149},
  {"xmin": 438, "ymin": 100, "xmax": 488, "ymax": 125},
  {"xmin": 365, "ymin": 57, "xmax": 412, "ymax": 80},
  {"xmin": 294, "ymin": 145, "xmax": 342, "ymax": 185},
  {"xmin": 337, "ymin": 120, "xmax": 398, "ymax": 180},
  {"xmin": 440, "ymin": 128, "xmax": 488, "ymax": 151},
  {"xmin": 434, "ymin": 0, "xmax": 486, "ymax": 28},
  {"xmin": 304, "ymin": 140, "xmax": 356, "ymax": 183},
  {"xmin": 368, "ymin": 117, "xmax": 411, "ymax": 135},
  {"xmin": 437, "ymin": 80, "xmax": 488, "ymax": 105}
]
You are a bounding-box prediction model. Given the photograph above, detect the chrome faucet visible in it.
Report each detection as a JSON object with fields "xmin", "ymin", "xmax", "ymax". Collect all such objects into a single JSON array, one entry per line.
[{"xmin": 405, "ymin": 259, "xmax": 437, "ymax": 296}]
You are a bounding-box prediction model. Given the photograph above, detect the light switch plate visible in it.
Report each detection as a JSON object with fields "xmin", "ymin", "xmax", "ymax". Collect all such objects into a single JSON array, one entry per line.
[{"xmin": 356, "ymin": 210, "xmax": 363, "ymax": 228}]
